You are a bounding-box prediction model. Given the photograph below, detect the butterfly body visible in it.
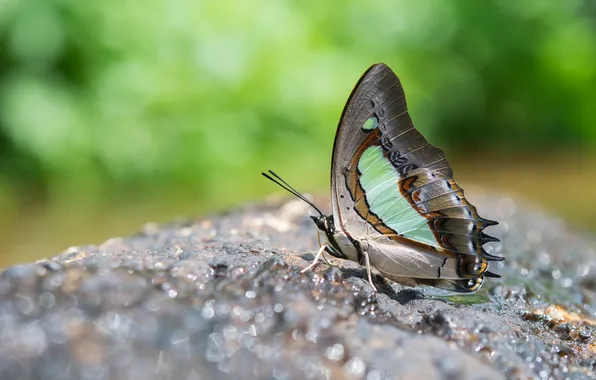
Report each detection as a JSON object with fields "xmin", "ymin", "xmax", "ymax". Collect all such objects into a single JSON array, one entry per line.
[{"xmin": 265, "ymin": 63, "xmax": 503, "ymax": 293}]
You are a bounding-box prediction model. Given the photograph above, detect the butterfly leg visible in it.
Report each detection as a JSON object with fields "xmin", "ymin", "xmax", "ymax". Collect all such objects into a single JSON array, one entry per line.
[
  {"xmin": 301, "ymin": 242, "xmax": 329, "ymax": 273},
  {"xmin": 363, "ymin": 251, "xmax": 378, "ymax": 292},
  {"xmin": 317, "ymin": 231, "xmax": 336, "ymax": 267},
  {"xmin": 322, "ymin": 253, "xmax": 336, "ymax": 267}
]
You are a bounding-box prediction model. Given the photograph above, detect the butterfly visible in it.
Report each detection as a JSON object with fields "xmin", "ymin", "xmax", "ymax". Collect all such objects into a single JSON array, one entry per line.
[{"xmin": 263, "ymin": 63, "xmax": 504, "ymax": 293}]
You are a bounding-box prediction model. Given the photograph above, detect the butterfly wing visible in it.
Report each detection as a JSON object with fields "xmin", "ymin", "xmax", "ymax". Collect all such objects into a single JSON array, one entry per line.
[{"xmin": 330, "ymin": 63, "xmax": 501, "ymax": 291}]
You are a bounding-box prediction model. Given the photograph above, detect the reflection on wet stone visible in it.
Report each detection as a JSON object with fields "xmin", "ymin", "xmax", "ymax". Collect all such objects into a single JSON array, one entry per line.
[{"xmin": 0, "ymin": 196, "xmax": 594, "ymax": 379}]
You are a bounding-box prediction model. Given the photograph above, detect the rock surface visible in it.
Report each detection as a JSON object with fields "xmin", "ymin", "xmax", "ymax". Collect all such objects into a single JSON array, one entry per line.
[{"xmin": 0, "ymin": 193, "xmax": 595, "ymax": 380}]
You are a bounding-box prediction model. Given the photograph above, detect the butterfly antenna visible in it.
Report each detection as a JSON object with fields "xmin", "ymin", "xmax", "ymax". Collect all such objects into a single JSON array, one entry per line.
[{"xmin": 261, "ymin": 170, "xmax": 324, "ymax": 217}]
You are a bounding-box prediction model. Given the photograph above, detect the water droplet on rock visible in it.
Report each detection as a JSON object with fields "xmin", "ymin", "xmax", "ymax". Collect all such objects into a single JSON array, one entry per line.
[
  {"xmin": 202, "ymin": 306, "xmax": 215, "ymax": 319},
  {"xmin": 325, "ymin": 343, "xmax": 344, "ymax": 361},
  {"xmin": 345, "ymin": 357, "xmax": 366, "ymax": 376},
  {"xmin": 245, "ymin": 290, "xmax": 256, "ymax": 299},
  {"xmin": 578, "ymin": 326, "xmax": 592, "ymax": 340}
]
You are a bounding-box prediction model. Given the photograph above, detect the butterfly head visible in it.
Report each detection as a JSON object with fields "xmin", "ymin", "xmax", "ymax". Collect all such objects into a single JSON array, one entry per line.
[{"xmin": 310, "ymin": 214, "xmax": 333, "ymax": 234}]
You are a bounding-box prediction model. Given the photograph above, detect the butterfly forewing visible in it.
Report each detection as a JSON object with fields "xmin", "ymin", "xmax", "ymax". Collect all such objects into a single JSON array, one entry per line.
[{"xmin": 330, "ymin": 63, "xmax": 500, "ymax": 289}]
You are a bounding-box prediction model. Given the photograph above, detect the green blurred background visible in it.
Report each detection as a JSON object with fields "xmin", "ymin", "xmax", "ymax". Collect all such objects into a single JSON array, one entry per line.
[{"xmin": 1, "ymin": 0, "xmax": 595, "ymax": 267}]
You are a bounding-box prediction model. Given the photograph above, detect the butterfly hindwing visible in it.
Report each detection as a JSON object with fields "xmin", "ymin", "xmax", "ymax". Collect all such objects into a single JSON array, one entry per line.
[{"xmin": 330, "ymin": 64, "xmax": 501, "ymax": 290}]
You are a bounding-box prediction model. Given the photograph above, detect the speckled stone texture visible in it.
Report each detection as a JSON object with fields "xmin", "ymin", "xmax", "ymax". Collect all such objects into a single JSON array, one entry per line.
[{"xmin": 0, "ymin": 193, "xmax": 594, "ymax": 380}]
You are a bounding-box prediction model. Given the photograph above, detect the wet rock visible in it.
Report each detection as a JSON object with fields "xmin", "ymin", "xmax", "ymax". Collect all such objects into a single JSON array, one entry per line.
[{"xmin": 0, "ymin": 194, "xmax": 594, "ymax": 379}]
